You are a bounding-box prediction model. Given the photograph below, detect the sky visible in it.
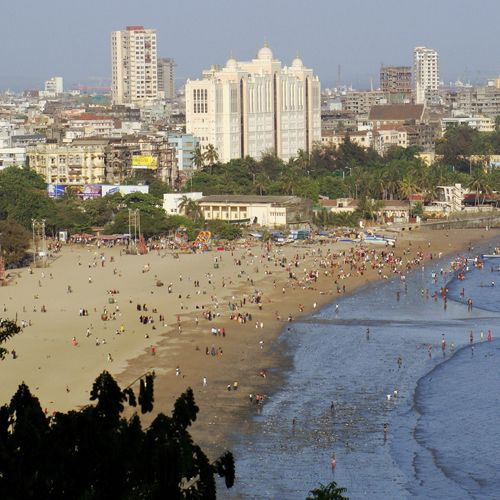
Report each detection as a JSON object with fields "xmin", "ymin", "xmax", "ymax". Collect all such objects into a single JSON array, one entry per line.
[{"xmin": 0, "ymin": 0, "xmax": 499, "ymax": 91}]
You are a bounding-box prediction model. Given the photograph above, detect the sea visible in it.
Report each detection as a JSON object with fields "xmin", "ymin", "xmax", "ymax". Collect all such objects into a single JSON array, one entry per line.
[{"xmin": 219, "ymin": 238, "xmax": 500, "ymax": 499}]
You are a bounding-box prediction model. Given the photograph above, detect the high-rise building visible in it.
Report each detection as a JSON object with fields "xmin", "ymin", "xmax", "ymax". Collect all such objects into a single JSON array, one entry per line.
[
  {"xmin": 157, "ymin": 58, "xmax": 176, "ymax": 99},
  {"xmin": 185, "ymin": 43, "xmax": 321, "ymax": 163},
  {"xmin": 380, "ymin": 66, "xmax": 411, "ymax": 102},
  {"xmin": 413, "ymin": 47, "xmax": 439, "ymax": 105},
  {"xmin": 111, "ymin": 26, "xmax": 158, "ymax": 105}
]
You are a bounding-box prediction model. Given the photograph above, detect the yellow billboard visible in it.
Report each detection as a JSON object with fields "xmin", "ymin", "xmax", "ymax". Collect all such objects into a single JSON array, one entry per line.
[{"xmin": 132, "ymin": 155, "xmax": 157, "ymax": 169}]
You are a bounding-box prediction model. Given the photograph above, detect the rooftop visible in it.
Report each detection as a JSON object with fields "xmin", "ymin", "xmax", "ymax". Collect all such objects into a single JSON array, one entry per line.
[
  {"xmin": 200, "ymin": 195, "xmax": 305, "ymax": 205},
  {"xmin": 369, "ymin": 104, "xmax": 424, "ymax": 122}
]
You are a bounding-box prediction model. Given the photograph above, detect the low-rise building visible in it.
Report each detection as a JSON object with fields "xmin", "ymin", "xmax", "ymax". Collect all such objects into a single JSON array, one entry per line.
[
  {"xmin": 68, "ymin": 113, "xmax": 114, "ymax": 137},
  {"xmin": 318, "ymin": 198, "xmax": 357, "ymax": 213},
  {"xmin": 321, "ymin": 130, "xmax": 373, "ymax": 149},
  {"xmin": 0, "ymin": 147, "xmax": 26, "ymax": 169},
  {"xmin": 441, "ymin": 115, "xmax": 495, "ymax": 133},
  {"xmin": 368, "ymin": 104, "xmax": 425, "ymax": 128},
  {"xmin": 319, "ymin": 198, "xmax": 410, "ymax": 223},
  {"xmin": 198, "ymin": 195, "xmax": 312, "ymax": 228},
  {"xmin": 373, "ymin": 127, "xmax": 408, "ymax": 154},
  {"xmin": 436, "ymin": 183, "xmax": 465, "ymax": 212}
]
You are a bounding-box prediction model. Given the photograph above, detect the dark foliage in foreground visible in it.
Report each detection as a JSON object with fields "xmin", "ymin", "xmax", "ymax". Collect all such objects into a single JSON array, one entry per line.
[{"xmin": 0, "ymin": 371, "xmax": 234, "ymax": 499}]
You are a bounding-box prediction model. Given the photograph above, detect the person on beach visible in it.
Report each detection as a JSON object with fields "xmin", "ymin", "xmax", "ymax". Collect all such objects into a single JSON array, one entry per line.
[
  {"xmin": 487, "ymin": 330, "xmax": 492, "ymax": 341},
  {"xmin": 470, "ymin": 331, "xmax": 474, "ymax": 344},
  {"xmin": 384, "ymin": 423, "xmax": 389, "ymax": 442},
  {"xmin": 366, "ymin": 328, "xmax": 370, "ymax": 341}
]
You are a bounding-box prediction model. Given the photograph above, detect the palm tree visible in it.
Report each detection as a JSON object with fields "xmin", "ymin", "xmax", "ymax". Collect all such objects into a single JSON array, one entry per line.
[
  {"xmin": 467, "ymin": 168, "xmax": 492, "ymax": 206},
  {"xmin": 307, "ymin": 480, "xmax": 348, "ymax": 500},
  {"xmin": 204, "ymin": 144, "xmax": 219, "ymax": 174},
  {"xmin": 178, "ymin": 196, "xmax": 203, "ymax": 221},
  {"xmin": 192, "ymin": 145, "xmax": 205, "ymax": 170},
  {"xmin": 254, "ymin": 173, "xmax": 270, "ymax": 195},
  {"xmin": 295, "ymin": 148, "xmax": 310, "ymax": 171},
  {"xmin": 399, "ymin": 175, "xmax": 418, "ymax": 201}
]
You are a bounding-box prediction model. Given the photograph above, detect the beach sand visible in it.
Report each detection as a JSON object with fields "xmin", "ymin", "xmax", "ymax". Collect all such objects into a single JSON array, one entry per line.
[{"xmin": 1, "ymin": 227, "xmax": 497, "ymax": 459}]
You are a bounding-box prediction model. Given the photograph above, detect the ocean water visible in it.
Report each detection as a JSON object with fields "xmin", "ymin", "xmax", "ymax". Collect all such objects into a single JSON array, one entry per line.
[{"xmin": 219, "ymin": 240, "xmax": 500, "ymax": 499}]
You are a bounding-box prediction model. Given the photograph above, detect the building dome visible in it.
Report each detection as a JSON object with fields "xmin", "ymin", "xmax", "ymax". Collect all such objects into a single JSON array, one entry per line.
[
  {"xmin": 257, "ymin": 42, "xmax": 273, "ymax": 61},
  {"xmin": 291, "ymin": 57, "xmax": 303, "ymax": 68},
  {"xmin": 225, "ymin": 57, "xmax": 237, "ymax": 69}
]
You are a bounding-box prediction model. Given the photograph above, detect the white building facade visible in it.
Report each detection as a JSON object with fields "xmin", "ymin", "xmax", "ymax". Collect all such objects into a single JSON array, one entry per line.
[
  {"xmin": 111, "ymin": 26, "xmax": 158, "ymax": 105},
  {"xmin": 43, "ymin": 77, "xmax": 64, "ymax": 96},
  {"xmin": 414, "ymin": 47, "xmax": 439, "ymax": 105},
  {"xmin": 185, "ymin": 43, "xmax": 321, "ymax": 163}
]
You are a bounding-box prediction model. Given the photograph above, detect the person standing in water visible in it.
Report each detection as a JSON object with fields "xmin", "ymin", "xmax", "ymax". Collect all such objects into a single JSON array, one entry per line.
[{"xmin": 331, "ymin": 453, "xmax": 337, "ymax": 472}]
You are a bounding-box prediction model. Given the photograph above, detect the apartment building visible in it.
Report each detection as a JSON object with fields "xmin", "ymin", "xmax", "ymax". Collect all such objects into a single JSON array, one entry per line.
[
  {"xmin": 380, "ymin": 66, "xmax": 412, "ymax": 102},
  {"xmin": 157, "ymin": 58, "xmax": 176, "ymax": 99},
  {"xmin": 111, "ymin": 26, "xmax": 158, "ymax": 105},
  {"xmin": 414, "ymin": 47, "xmax": 439, "ymax": 105},
  {"xmin": 455, "ymin": 85, "xmax": 500, "ymax": 118},
  {"xmin": 340, "ymin": 91, "xmax": 387, "ymax": 116},
  {"xmin": 27, "ymin": 141, "xmax": 107, "ymax": 184},
  {"xmin": 185, "ymin": 43, "xmax": 321, "ymax": 162}
]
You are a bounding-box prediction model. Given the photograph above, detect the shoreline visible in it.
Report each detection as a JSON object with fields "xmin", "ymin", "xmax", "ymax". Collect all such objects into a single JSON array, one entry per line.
[{"xmin": 221, "ymin": 231, "xmax": 500, "ymax": 498}]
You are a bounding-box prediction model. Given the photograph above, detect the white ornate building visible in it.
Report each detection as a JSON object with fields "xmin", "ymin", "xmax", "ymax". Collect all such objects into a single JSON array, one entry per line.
[{"xmin": 185, "ymin": 43, "xmax": 321, "ymax": 163}]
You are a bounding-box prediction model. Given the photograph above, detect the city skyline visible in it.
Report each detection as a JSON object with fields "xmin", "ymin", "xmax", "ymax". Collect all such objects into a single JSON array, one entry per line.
[{"xmin": 1, "ymin": 0, "xmax": 499, "ymax": 92}]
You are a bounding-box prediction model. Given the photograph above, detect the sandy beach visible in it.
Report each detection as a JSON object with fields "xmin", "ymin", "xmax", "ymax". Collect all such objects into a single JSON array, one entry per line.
[{"xmin": 1, "ymin": 226, "xmax": 498, "ymax": 459}]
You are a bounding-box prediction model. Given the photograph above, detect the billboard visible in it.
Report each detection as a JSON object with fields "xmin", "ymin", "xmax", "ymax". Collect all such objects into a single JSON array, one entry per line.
[
  {"xmin": 47, "ymin": 184, "xmax": 67, "ymax": 198},
  {"xmin": 81, "ymin": 184, "xmax": 102, "ymax": 200},
  {"xmin": 48, "ymin": 184, "xmax": 148, "ymax": 198},
  {"xmin": 132, "ymin": 155, "xmax": 157, "ymax": 169},
  {"xmin": 102, "ymin": 185, "xmax": 149, "ymax": 196}
]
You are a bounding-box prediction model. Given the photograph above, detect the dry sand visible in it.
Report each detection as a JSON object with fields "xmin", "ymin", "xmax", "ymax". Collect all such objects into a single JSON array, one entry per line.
[{"xmin": 1, "ymin": 227, "xmax": 497, "ymax": 457}]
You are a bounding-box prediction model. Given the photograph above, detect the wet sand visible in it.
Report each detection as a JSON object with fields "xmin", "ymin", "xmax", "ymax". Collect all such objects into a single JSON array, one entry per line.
[{"xmin": 0, "ymin": 227, "xmax": 497, "ymax": 459}]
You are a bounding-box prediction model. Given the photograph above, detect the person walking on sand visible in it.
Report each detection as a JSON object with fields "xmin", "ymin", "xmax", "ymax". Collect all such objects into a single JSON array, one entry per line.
[
  {"xmin": 203, "ymin": 376, "xmax": 207, "ymax": 387},
  {"xmin": 487, "ymin": 330, "xmax": 492, "ymax": 341}
]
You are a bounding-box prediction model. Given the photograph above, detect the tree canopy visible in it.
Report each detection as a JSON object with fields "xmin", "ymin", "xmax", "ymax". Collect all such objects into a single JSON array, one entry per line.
[{"xmin": 0, "ymin": 371, "xmax": 235, "ymax": 499}]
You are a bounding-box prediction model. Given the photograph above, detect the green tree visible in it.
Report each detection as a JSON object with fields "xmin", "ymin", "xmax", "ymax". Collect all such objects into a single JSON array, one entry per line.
[
  {"xmin": 0, "ymin": 319, "xmax": 21, "ymax": 360},
  {"xmin": 0, "ymin": 220, "xmax": 30, "ymax": 266}
]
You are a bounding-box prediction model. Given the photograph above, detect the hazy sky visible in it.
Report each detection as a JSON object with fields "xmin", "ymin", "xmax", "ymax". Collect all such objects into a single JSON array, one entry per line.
[{"xmin": 1, "ymin": 0, "xmax": 499, "ymax": 91}]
